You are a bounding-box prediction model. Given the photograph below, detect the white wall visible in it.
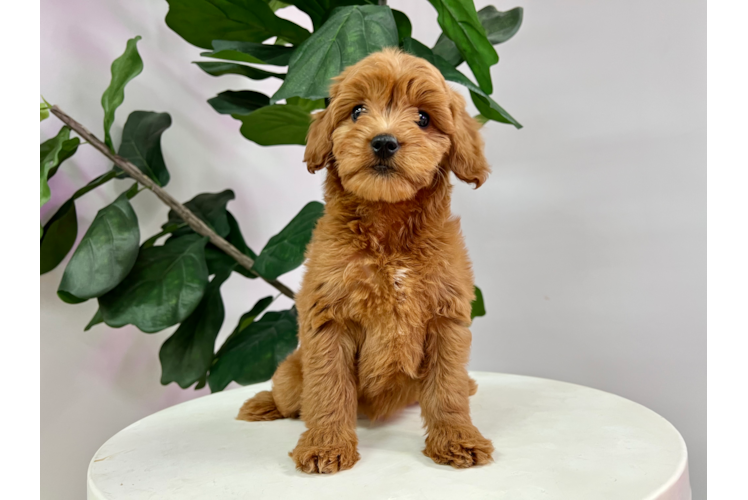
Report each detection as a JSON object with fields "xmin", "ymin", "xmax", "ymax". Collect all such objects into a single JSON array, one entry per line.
[{"xmin": 40, "ymin": 1, "xmax": 705, "ymax": 498}]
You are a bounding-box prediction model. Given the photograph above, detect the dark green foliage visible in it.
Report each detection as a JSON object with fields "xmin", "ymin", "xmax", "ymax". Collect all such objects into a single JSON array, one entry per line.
[
  {"xmin": 208, "ymin": 307, "xmax": 298, "ymax": 392},
  {"xmin": 44, "ymin": 1, "xmax": 516, "ymax": 394},
  {"xmin": 433, "ymin": 6, "xmax": 523, "ymax": 66},
  {"xmin": 98, "ymin": 235, "xmax": 209, "ymax": 333},
  {"xmin": 117, "ymin": 111, "xmax": 172, "ymax": 187},
  {"xmin": 471, "ymin": 285, "xmax": 486, "ymax": 319},
  {"xmin": 57, "ymin": 193, "xmax": 140, "ymax": 303},
  {"xmin": 271, "ymin": 5, "xmax": 399, "ymax": 103},
  {"xmin": 160, "ymin": 269, "xmax": 231, "ymax": 388},
  {"xmin": 208, "ymin": 90, "xmax": 270, "ymax": 115},
  {"xmin": 165, "ymin": 0, "xmax": 310, "ymax": 49},
  {"xmin": 253, "ymin": 201, "xmax": 325, "ymax": 280}
]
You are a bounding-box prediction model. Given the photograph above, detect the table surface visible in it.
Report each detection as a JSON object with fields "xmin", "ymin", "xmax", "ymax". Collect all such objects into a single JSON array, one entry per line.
[{"xmin": 87, "ymin": 372, "xmax": 691, "ymax": 500}]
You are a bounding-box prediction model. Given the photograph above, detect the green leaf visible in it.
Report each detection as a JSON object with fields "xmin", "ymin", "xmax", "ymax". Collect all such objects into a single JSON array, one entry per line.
[
  {"xmin": 471, "ymin": 285, "xmax": 486, "ymax": 319},
  {"xmin": 84, "ymin": 309, "xmax": 104, "ymax": 331},
  {"xmin": 101, "ymin": 36, "xmax": 143, "ymax": 153},
  {"xmin": 470, "ymin": 91, "xmax": 520, "ymax": 128},
  {"xmin": 402, "ymin": 38, "xmax": 521, "ymax": 129},
  {"xmin": 40, "ymin": 102, "xmax": 50, "ymax": 121},
  {"xmin": 194, "ymin": 61, "xmax": 285, "ymax": 80},
  {"xmin": 201, "ymin": 212, "xmax": 254, "ymax": 277},
  {"xmin": 266, "ymin": 0, "xmax": 290, "ymax": 11},
  {"xmin": 57, "ymin": 192, "xmax": 140, "ymax": 303},
  {"xmin": 474, "ymin": 113, "xmax": 489, "ymax": 127},
  {"xmin": 208, "ymin": 308, "xmax": 298, "ymax": 392},
  {"xmin": 215, "ymin": 296, "xmax": 274, "ymax": 362},
  {"xmin": 40, "ymin": 200, "xmax": 77, "ymax": 274},
  {"xmin": 234, "ymin": 104, "xmax": 311, "ymax": 146},
  {"xmin": 166, "ymin": 0, "xmax": 310, "ymax": 49},
  {"xmin": 427, "ymin": 0, "xmax": 497, "ymax": 94},
  {"xmin": 253, "ymin": 201, "xmax": 324, "ymax": 280},
  {"xmin": 40, "ymin": 126, "xmax": 75, "ymax": 207},
  {"xmin": 200, "ymin": 40, "xmax": 295, "ymax": 66},
  {"xmin": 280, "ymin": 0, "xmax": 377, "ymax": 30},
  {"xmin": 166, "ymin": 190, "xmax": 236, "ymax": 238},
  {"xmin": 286, "ymin": 96, "xmax": 326, "ymax": 113},
  {"xmin": 40, "ymin": 171, "xmax": 119, "ymax": 275},
  {"xmin": 205, "ymin": 211, "xmax": 259, "ymax": 278},
  {"xmin": 392, "ymin": 9, "xmax": 412, "ymax": 44},
  {"xmin": 159, "ymin": 269, "xmax": 231, "ymax": 388},
  {"xmin": 43, "ymin": 136, "xmax": 80, "ymax": 180},
  {"xmin": 208, "ymin": 90, "xmax": 269, "ymax": 115},
  {"xmin": 98, "ymin": 234, "xmax": 209, "ymax": 333},
  {"xmin": 271, "ymin": 5, "xmax": 399, "ymax": 103},
  {"xmin": 115, "ymin": 111, "xmax": 172, "ymax": 187},
  {"xmin": 433, "ymin": 6, "xmax": 523, "ymax": 67}
]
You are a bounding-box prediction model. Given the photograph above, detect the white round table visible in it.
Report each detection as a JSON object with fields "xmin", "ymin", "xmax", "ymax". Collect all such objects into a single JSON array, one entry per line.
[{"xmin": 87, "ymin": 372, "xmax": 691, "ymax": 499}]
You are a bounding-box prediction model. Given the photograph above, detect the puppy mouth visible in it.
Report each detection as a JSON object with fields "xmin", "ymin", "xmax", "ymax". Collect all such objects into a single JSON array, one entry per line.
[{"xmin": 371, "ymin": 163, "xmax": 395, "ymax": 175}]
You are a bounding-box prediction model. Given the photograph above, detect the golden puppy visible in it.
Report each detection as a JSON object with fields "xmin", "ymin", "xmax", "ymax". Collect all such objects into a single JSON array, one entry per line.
[{"xmin": 237, "ymin": 48, "xmax": 494, "ymax": 473}]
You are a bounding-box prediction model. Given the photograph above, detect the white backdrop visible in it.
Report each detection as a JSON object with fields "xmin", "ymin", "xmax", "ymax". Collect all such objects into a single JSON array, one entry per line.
[{"xmin": 40, "ymin": 1, "xmax": 706, "ymax": 498}]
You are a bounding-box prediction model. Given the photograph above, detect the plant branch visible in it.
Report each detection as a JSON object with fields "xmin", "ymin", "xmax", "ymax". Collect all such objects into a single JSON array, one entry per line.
[{"xmin": 50, "ymin": 105, "xmax": 296, "ymax": 299}]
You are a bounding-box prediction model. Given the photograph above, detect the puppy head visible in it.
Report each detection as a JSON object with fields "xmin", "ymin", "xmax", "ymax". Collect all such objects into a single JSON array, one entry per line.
[{"xmin": 304, "ymin": 48, "xmax": 490, "ymax": 202}]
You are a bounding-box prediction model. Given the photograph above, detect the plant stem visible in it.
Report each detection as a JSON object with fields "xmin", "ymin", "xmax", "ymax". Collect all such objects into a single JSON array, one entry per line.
[{"xmin": 49, "ymin": 105, "xmax": 296, "ymax": 300}]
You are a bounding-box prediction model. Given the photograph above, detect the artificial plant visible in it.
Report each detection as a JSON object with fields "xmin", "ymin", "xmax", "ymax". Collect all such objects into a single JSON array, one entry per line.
[{"xmin": 40, "ymin": 0, "xmax": 522, "ymax": 392}]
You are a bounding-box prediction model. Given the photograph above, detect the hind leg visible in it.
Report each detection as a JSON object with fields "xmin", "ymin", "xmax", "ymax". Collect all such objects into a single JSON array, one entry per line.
[{"xmin": 237, "ymin": 349, "xmax": 303, "ymax": 421}]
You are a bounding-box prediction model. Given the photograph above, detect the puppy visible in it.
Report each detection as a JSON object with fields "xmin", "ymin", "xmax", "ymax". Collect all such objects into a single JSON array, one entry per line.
[{"xmin": 238, "ymin": 48, "xmax": 494, "ymax": 474}]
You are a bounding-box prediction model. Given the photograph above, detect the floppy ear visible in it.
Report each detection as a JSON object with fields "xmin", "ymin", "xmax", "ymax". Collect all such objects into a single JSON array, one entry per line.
[
  {"xmin": 303, "ymin": 107, "xmax": 335, "ymax": 174},
  {"xmin": 445, "ymin": 89, "xmax": 491, "ymax": 188}
]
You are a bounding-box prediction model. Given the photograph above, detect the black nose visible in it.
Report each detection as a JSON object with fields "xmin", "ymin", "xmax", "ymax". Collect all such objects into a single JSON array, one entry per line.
[{"xmin": 371, "ymin": 134, "xmax": 399, "ymax": 159}]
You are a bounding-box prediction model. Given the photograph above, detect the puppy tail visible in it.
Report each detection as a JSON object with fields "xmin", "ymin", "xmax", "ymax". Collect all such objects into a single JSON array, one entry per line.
[
  {"xmin": 237, "ymin": 391, "xmax": 285, "ymax": 422},
  {"xmin": 468, "ymin": 377, "xmax": 478, "ymax": 397}
]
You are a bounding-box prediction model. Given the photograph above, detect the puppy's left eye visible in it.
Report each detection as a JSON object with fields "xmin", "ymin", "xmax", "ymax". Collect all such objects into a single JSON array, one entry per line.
[
  {"xmin": 417, "ymin": 110, "xmax": 430, "ymax": 128},
  {"xmin": 352, "ymin": 105, "xmax": 365, "ymax": 122}
]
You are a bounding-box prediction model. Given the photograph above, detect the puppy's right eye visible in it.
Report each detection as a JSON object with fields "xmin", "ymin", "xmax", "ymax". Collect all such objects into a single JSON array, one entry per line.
[{"xmin": 352, "ymin": 105, "xmax": 365, "ymax": 122}]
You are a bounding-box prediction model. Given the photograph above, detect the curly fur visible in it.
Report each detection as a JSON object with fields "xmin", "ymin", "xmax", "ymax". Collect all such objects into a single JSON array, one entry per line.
[{"xmin": 238, "ymin": 48, "xmax": 494, "ymax": 473}]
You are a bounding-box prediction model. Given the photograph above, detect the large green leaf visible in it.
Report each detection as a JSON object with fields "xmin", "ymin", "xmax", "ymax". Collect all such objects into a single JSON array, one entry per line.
[
  {"xmin": 200, "ymin": 40, "xmax": 295, "ymax": 66},
  {"xmin": 217, "ymin": 295, "xmax": 274, "ymax": 355},
  {"xmin": 280, "ymin": 0, "xmax": 377, "ymax": 30},
  {"xmin": 159, "ymin": 269, "xmax": 231, "ymax": 388},
  {"xmin": 402, "ymin": 38, "xmax": 521, "ymax": 129},
  {"xmin": 194, "ymin": 61, "xmax": 286, "ymax": 80},
  {"xmin": 427, "ymin": 0, "xmax": 497, "ymax": 94},
  {"xmin": 57, "ymin": 192, "xmax": 140, "ymax": 303},
  {"xmin": 433, "ymin": 6, "xmax": 523, "ymax": 67},
  {"xmin": 253, "ymin": 201, "xmax": 324, "ymax": 280},
  {"xmin": 116, "ymin": 111, "xmax": 172, "ymax": 187},
  {"xmin": 234, "ymin": 104, "xmax": 311, "ymax": 146},
  {"xmin": 101, "ymin": 36, "xmax": 143, "ymax": 152},
  {"xmin": 271, "ymin": 5, "xmax": 399, "ymax": 103},
  {"xmin": 41, "ymin": 133, "xmax": 80, "ymax": 180},
  {"xmin": 471, "ymin": 285, "xmax": 486, "ymax": 320},
  {"xmin": 41, "ymin": 126, "xmax": 73, "ymax": 207},
  {"xmin": 165, "ymin": 0, "xmax": 310, "ymax": 49},
  {"xmin": 204, "ymin": 211, "xmax": 259, "ymax": 278},
  {"xmin": 40, "ymin": 200, "xmax": 77, "ymax": 274},
  {"xmin": 208, "ymin": 307, "xmax": 298, "ymax": 392},
  {"xmin": 208, "ymin": 90, "xmax": 269, "ymax": 115},
  {"xmin": 166, "ymin": 190, "xmax": 235, "ymax": 238},
  {"xmin": 286, "ymin": 96, "xmax": 326, "ymax": 112},
  {"xmin": 40, "ymin": 171, "xmax": 119, "ymax": 274},
  {"xmin": 392, "ymin": 9, "xmax": 412, "ymax": 44},
  {"xmin": 98, "ymin": 234, "xmax": 209, "ymax": 333}
]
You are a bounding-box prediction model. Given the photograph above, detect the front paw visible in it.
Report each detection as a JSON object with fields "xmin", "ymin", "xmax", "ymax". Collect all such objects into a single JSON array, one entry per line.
[
  {"xmin": 423, "ymin": 424, "xmax": 494, "ymax": 468},
  {"xmin": 290, "ymin": 428, "xmax": 360, "ymax": 474}
]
